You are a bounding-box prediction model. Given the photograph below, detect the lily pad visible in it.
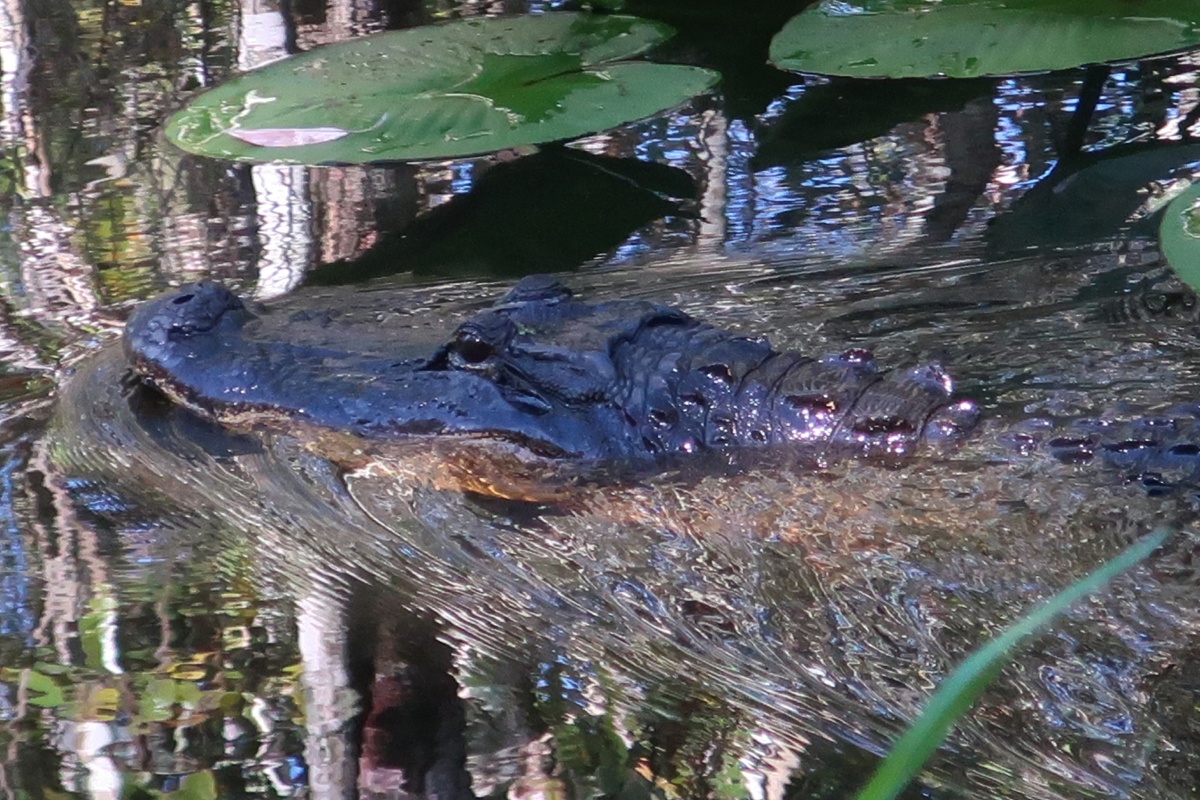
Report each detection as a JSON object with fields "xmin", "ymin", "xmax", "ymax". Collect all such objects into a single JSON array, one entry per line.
[
  {"xmin": 769, "ymin": 0, "xmax": 1200, "ymax": 79},
  {"xmin": 165, "ymin": 13, "xmax": 719, "ymax": 163},
  {"xmin": 1160, "ymin": 182, "xmax": 1200, "ymax": 294}
]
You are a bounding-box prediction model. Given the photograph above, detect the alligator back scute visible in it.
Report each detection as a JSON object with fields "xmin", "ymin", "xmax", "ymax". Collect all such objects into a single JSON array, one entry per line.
[
  {"xmin": 610, "ymin": 311, "xmax": 975, "ymax": 458},
  {"xmin": 1084, "ymin": 417, "xmax": 1200, "ymax": 496},
  {"xmin": 613, "ymin": 320, "xmax": 774, "ymax": 453},
  {"xmin": 833, "ymin": 361, "xmax": 968, "ymax": 457}
]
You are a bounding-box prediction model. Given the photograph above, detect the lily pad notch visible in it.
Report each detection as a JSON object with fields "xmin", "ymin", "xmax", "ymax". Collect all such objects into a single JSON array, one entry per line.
[{"xmin": 165, "ymin": 13, "xmax": 721, "ymax": 164}]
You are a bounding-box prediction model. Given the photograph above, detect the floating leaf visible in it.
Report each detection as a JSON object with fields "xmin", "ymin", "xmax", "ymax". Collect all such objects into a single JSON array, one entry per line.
[
  {"xmin": 770, "ymin": 0, "xmax": 1200, "ymax": 79},
  {"xmin": 170, "ymin": 667, "xmax": 208, "ymax": 681},
  {"xmin": 89, "ymin": 687, "xmax": 121, "ymax": 720},
  {"xmin": 166, "ymin": 13, "xmax": 719, "ymax": 163},
  {"xmin": 31, "ymin": 662, "xmax": 72, "ymax": 675},
  {"xmin": 139, "ymin": 677, "xmax": 206, "ymax": 721},
  {"xmin": 140, "ymin": 678, "xmax": 178, "ymax": 722},
  {"xmin": 165, "ymin": 771, "xmax": 218, "ymax": 800},
  {"xmin": 1160, "ymin": 182, "xmax": 1200, "ymax": 294}
]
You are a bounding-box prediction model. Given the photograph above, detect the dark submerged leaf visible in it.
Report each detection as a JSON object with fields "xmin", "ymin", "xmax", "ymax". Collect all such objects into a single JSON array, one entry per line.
[
  {"xmin": 988, "ymin": 142, "xmax": 1200, "ymax": 254},
  {"xmin": 753, "ymin": 77, "xmax": 993, "ymax": 167}
]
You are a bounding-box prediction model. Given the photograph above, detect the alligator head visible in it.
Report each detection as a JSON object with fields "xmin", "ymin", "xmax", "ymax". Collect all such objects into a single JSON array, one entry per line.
[{"xmin": 123, "ymin": 277, "xmax": 981, "ymax": 469}]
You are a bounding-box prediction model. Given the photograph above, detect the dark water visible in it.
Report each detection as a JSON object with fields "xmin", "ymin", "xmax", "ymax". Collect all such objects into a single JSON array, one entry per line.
[{"xmin": 4, "ymin": 0, "xmax": 1200, "ymax": 797}]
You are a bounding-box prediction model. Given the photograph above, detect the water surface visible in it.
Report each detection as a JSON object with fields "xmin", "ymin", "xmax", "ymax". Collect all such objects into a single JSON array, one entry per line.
[{"xmin": 3, "ymin": 1, "xmax": 1200, "ymax": 798}]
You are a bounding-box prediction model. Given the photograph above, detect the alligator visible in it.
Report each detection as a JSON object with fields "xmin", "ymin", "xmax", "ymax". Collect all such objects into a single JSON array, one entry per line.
[
  {"xmin": 122, "ymin": 275, "xmax": 1200, "ymax": 500},
  {"xmin": 123, "ymin": 276, "xmax": 984, "ymax": 463}
]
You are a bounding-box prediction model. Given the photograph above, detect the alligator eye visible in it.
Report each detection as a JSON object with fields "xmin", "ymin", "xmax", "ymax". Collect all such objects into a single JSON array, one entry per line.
[
  {"xmin": 454, "ymin": 337, "xmax": 495, "ymax": 364},
  {"xmin": 450, "ymin": 312, "xmax": 515, "ymax": 368}
]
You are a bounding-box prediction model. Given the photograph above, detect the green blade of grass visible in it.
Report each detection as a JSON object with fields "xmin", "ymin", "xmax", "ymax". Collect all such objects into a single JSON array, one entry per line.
[{"xmin": 856, "ymin": 527, "xmax": 1171, "ymax": 800}]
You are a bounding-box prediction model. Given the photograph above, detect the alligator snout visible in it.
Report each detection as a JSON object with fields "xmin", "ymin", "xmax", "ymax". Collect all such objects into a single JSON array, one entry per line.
[
  {"xmin": 122, "ymin": 281, "xmax": 258, "ymax": 405},
  {"xmin": 128, "ymin": 282, "xmax": 245, "ymax": 346}
]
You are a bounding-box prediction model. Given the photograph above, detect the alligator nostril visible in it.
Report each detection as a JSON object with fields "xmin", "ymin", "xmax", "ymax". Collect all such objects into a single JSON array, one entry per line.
[{"xmin": 172, "ymin": 293, "xmax": 195, "ymax": 305}]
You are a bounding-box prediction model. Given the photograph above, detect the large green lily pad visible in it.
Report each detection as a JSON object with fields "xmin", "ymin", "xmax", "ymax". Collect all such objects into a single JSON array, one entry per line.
[
  {"xmin": 1160, "ymin": 182, "xmax": 1200, "ymax": 294},
  {"xmin": 165, "ymin": 13, "xmax": 719, "ymax": 163},
  {"xmin": 770, "ymin": 0, "xmax": 1200, "ymax": 79}
]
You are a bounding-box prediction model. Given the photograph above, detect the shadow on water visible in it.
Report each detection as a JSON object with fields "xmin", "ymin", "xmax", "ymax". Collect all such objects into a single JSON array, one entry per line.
[{"xmin": 305, "ymin": 148, "xmax": 698, "ymax": 284}]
